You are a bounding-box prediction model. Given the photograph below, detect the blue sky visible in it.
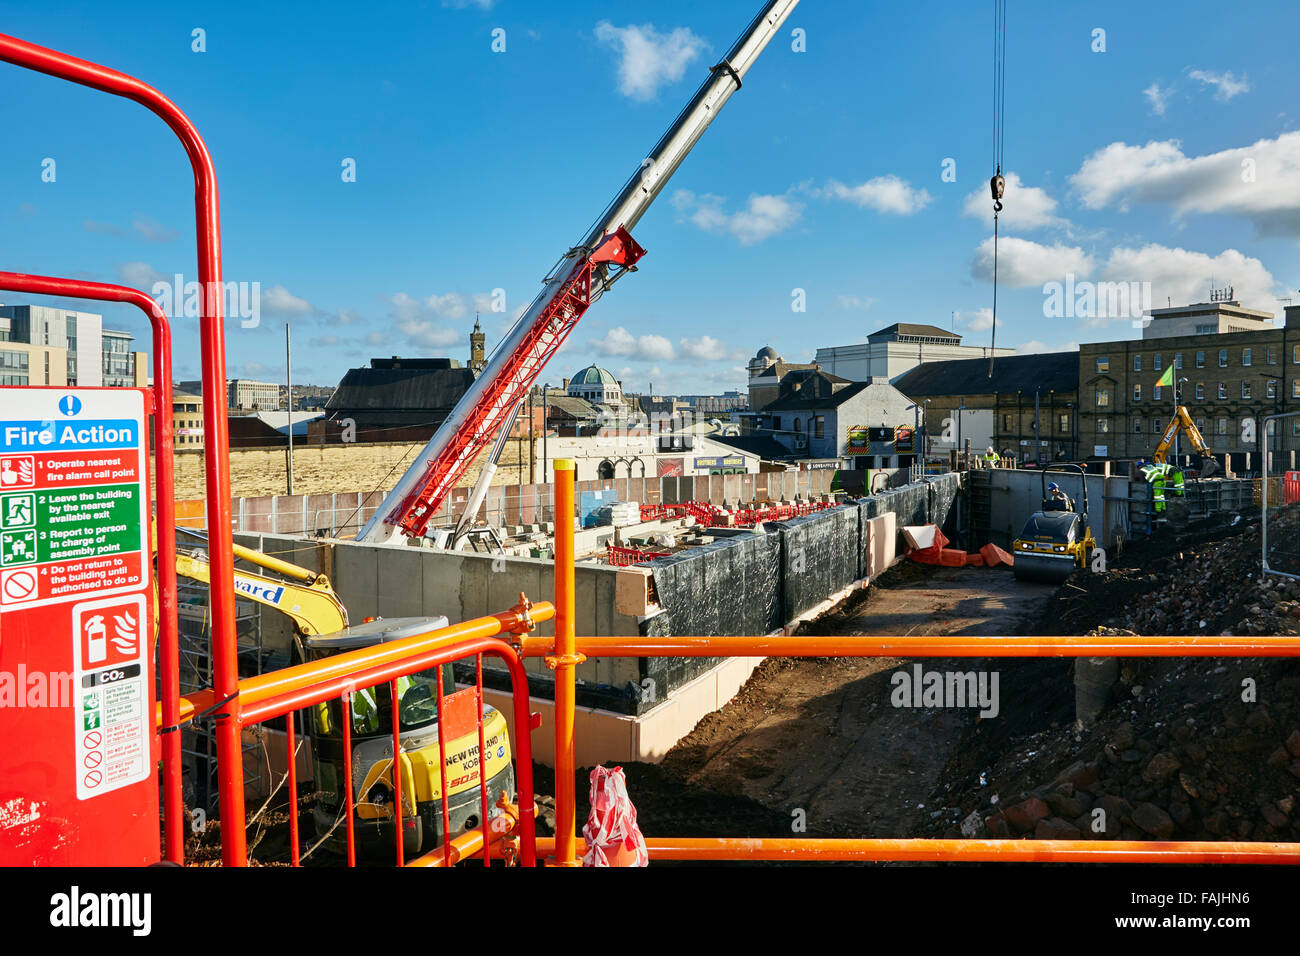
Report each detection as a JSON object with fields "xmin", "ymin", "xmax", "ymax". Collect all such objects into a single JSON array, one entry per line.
[{"xmin": 2, "ymin": 0, "xmax": 1298, "ymax": 394}]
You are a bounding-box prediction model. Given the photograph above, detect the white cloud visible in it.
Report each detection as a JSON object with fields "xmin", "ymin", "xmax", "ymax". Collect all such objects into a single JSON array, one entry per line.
[
  {"xmin": 835, "ymin": 295, "xmax": 876, "ymax": 311},
  {"xmin": 971, "ymin": 236, "xmax": 1096, "ymax": 287},
  {"xmin": 1101, "ymin": 243, "xmax": 1281, "ymax": 314},
  {"xmin": 671, "ymin": 189, "xmax": 802, "ymax": 245},
  {"xmin": 679, "ymin": 335, "xmax": 729, "ymax": 361},
  {"xmin": 594, "ymin": 21, "xmax": 706, "ymax": 101},
  {"xmin": 262, "ymin": 284, "xmax": 316, "ymax": 317},
  {"xmin": 1143, "ymin": 82, "xmax": 1173, "ymax": 116},
  {"xmin": 959, "ymin": 307, "xmax": 1001, "ymax": 332},
  {"xmin": 821, "ymin": 175, "xmax": 933, "ymax": 215},
  {"xmin": 1187, "ymin": 68, "xmax": 1251, "ymax": 101},
  {"xmin": 118, "ymin": 261, "xmax": 168, "ymax": 288},
  {"xmin": 1070, "ymin": 132, "xmax": 1300, "ymax": 235},
  {"xmin": 591, "ymin": 325, "xmax": 675, "ymax": 361},
  {"xmin": 133, "ymin": 215, "xmax": 178, "ymax": 243},
  {"xmin": 387, "ymin": 292, "xmax": 467, "ymax": 349},
  {"xmin": 961, "ymin": 171, "xmax": 1064, "ymax": 230}
]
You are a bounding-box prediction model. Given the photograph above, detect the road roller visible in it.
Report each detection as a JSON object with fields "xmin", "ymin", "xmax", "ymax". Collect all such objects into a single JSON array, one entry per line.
[{"xmin": 1012, "ymin": 464, "xmax": 1097, "ymax": 584}]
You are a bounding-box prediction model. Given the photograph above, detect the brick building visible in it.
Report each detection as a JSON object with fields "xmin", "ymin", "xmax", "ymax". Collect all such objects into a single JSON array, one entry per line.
[{"xmin": 1077, "ymin": 302, "xmax": 1300, "ymax": 469}]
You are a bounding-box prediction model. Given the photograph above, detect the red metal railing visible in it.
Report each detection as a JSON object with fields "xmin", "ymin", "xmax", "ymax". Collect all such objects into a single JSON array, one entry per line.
[
  {"xmin": 1286, "ymin": 471, "xmax": 1300, "ymax": 505},
  {"xmin": 606, "ymin": 544, "xmax": 671, "ymax": 567},
  {"xmin": 0, "ymin": 33, "xmax": 241, "ymax": 864},
  {"xmin": 639, "ymin": 498, "xmax": 836, "ymax": 528}
]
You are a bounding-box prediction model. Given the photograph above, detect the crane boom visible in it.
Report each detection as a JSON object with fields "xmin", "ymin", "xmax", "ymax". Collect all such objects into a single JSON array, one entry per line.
[{"xmin": 357, "ymin": 0, "xmax": 800, "ymax": 542}]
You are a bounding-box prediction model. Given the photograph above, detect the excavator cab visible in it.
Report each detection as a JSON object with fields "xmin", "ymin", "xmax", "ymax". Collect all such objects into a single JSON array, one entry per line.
[{"xmin": 1012, "ymin": 464, "xmax": 1098, "ymax": 584}]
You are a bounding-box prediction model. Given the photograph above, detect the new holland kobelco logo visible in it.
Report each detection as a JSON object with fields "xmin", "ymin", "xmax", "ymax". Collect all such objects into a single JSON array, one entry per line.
[{"xmin": 233, "ymin": 578, "xmax": 284, "ymax": 603}]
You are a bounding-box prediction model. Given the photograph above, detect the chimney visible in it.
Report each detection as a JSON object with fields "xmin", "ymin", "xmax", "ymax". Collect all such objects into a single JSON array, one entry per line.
[
  {"xmin": 1286, "ymin": 304, "xmax": 1300, "ymax": 329},
  {"xmin": 562, "ymin": 377, "xmax": 570, "ymax": 391}
]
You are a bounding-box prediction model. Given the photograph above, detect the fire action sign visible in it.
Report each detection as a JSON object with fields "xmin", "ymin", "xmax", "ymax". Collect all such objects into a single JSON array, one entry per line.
[{"xmin": 0, "ymin": 389, "xmax": 156, "ymax": 865}]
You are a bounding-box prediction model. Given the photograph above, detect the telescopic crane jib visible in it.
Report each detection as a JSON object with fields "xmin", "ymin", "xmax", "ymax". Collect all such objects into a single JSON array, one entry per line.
[{"xmin": 357, "ymin": 0, "xmax": 800, "ymax": 543}]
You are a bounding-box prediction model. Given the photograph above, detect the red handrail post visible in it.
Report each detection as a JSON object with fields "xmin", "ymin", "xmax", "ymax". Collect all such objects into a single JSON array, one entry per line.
[{"xmin": 0, "ymin": 32, "xmax": 245, "ymax": 865}]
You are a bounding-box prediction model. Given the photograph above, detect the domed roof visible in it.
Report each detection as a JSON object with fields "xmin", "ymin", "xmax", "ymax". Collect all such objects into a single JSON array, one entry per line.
[
  {"xmin": 755, "ymin": 346, "xmax": 779, "ymax": 361},
  {"xmin": 570, "ymin": 365, "xmax": 619, "ymax": 387}
]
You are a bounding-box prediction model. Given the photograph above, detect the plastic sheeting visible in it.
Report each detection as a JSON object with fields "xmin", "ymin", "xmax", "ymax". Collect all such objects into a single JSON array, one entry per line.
[{"xmin": 772, "ymin": 505, "xmax": 860, "ymax": 622}]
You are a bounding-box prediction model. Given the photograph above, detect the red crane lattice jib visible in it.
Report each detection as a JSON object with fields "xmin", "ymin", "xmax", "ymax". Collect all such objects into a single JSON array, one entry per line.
[{"xmin": 394, "ymin": 227, "xmax": 646, "ymax": 538}]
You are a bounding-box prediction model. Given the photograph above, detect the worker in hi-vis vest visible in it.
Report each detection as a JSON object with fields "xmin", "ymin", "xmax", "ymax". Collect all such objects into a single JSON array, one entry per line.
[
  {"xmin": 1139, "ymin": 461, "xmax": 1172, "ymax": 515},
  {"xmin": 985, "ymin": 446, "xmax": 998, "ymax": 466}
]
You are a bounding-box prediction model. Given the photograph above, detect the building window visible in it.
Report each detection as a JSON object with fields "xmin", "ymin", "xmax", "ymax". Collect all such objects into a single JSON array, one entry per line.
[
  {"xmin": 1154, "ymin": 354, "xmax": 1163, "ymax": 371},
  {"xmin": 1196, "ymin": 351, "xmax": 1205, "ymax": 369},
  {"xmin": 1133, "ymin": 355, "xmax": 1142, "ymax": 372},
  {"xmin": 1218, "ymin": 382, "xmax": 1227, "ymax": 400},
  {"xmin": 1217, "ymin": 418, "xmax": 1228, "ymax": 435},
  {"xmin": 1242, "ymin": 348, "xmax": 1252, "ymax": 367},
  {"xmin": 1195, "ymin": 383, "xmax": 1205, "ymax": 400},
  {"xmin": 1174, "ymin": 353, "xmax": 1183, "ymax": 370},
  {"xmin": 1058, "ymin": 413, "xmax": 1070, "ymax": 432},
  {"xmin": 1096, "ymin": 417, "xmax": 1110, "ymax": 434},
  {"xmin": 1133, "ymin": 384, "xmax": 1142, "ymax": 402},
  {"xmin": 1153, "ymin": 385, "xmax": 1163, "ymax": 401},
  {"xmin": 1294, "ymin": 380, "xmax": 1300, "ymax": 398},
  {"xmin": 1242, "ymin": 381, "xmax": 1252, "ymax": 399},
  {"xmin": 792, "ymin": 418, "xmax": 801, "ymax": 433},
  {"xmin": 1266, "ymin": 379, "xmax": 1277, "ymax": 399},
  {"xmin": 1153, "ymin": 419, "xmax": 1162, "ymax": 434},
  {"xmin": 1294, "ymin": 419, "xmax": 1300, "ymax": 437},
  {"xmin": 1219, "ymin": 349, "xmax": 1229, "ymax": 368},
  {"xmin": 1294, "ymin": 344, "xmax": 1300, "ymax": 364},
  {"xmin": 1266, "ymin": 419, "xmax": 1276, "ymax": 437},
  {"xmin": 814, "ymin": 416, "xmax": 825, "ymax": 439},
  {"xmin": 1133, "ymin": 418, "xmax": 1142, "ymax": 434},
  {"xmin": 1196, "ymin": 417, "xmax": 1207, "ymax": 433},
  {"xmin": 1096, "ymin": 356, "xmax": 1109, "ymax": 373},
  {"xmin": 1267, "ymin": 346, "xmax": 1278, "ymax": 365},
  {"xmin": 1095, "ymin": 387, "xmax": 1110, "ymax": 408},
  {"xmin": 1195, "ymin": 324, "xmax": 1216, "ymax": 334}
]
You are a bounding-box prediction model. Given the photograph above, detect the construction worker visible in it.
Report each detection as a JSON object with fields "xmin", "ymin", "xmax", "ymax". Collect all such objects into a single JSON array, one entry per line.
[
  {"xmin": 985, "ymin": 446, "xmax": 999, "ymax": 467},
  {"xmin": 1168, "ymin": 466, "xmax": 1186, "ymax": 497},
  {"xmin": 1139, "ymin": 461, "xmax": 1170, "ymax": 515},
  {"xmin": 1046, "ymin": 481, "xmax": 1070, "ymax": 510}
]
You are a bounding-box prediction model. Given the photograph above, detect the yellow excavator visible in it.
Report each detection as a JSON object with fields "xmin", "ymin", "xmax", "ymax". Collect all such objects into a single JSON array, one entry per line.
[
  {"xmin": 1152, "ymin": 406, "xmax": 1220, "ymax": 478},
  {"xmin": 172, "ymin": 530, "xmax": 515, "ymax": 859}
]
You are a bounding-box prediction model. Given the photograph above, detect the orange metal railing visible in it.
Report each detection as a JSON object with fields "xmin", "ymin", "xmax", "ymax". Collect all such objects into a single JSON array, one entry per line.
[
  {"xmin": 528, "ymin": 461, "xmax": 1300, "ymax": 866},
  {"xmin": 175, "ymin": 599, "xmax": 553, "ymax": 866}
]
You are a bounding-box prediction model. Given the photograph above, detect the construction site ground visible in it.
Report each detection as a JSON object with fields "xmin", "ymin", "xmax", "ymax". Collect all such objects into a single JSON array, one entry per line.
[{"xmin": 543, "ymin": 504, "xmax": 1300, "ymax": 853}]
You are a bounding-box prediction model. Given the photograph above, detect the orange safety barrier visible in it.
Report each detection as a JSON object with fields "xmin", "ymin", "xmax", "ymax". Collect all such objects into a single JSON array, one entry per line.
[
  {"xmin": 178, "ymin": 452, "xmax": 1300, "ymax": 868},
  {"xmin": 177, "ymin": 599, "xmax": 553, "ymax": 866}
]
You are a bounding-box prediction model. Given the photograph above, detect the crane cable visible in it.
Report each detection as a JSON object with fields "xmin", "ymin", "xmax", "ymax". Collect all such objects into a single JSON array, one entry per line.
[{"xmin": 988, "ymin": 0, "xmax": 1007, "ymax": 378}]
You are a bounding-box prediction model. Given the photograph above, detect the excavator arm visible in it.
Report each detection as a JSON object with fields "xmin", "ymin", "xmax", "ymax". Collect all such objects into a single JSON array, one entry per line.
[
  {"xmin": 1151, "ymin": 406, "xmax": 1219, "ymax": 477},
  {"xmin": 174, "ymin": 536, "xmax": 348, "ymax": 636}
]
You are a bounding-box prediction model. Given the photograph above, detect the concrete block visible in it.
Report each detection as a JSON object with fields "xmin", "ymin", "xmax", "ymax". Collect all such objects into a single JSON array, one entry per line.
[{"xmin": 615, "ymin": 567, "xmax": 654, "ymax": 616}]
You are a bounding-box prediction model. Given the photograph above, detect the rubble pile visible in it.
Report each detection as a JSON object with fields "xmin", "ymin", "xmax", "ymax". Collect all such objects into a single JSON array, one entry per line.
[
  {"xmin": 919, "ymin": 504, "xmax": 1300, "ymax": 844},
  {"xmin": 926, "ymin": 658, "xmax": 1300, "ymax": 843}
]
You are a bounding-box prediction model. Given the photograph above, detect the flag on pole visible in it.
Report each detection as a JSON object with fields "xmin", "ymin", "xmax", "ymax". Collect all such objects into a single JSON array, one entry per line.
[{"xmin": 1156, "ymin": 365, "xmax": 1175, "ymax": 389}]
